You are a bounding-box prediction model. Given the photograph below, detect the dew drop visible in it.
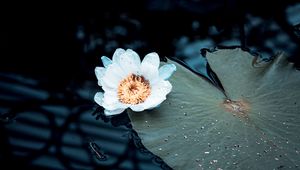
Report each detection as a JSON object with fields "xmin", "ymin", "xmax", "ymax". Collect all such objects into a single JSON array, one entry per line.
[
  {"xmin": 180, "ymin": 106, "xmax": 184, "ymax": 109},
  {"xmin": 164, "ymin": 138, "xmax": 168, "ymax": 142},
  {"xmin": 204, "ymin": 151, "xmax": 210, "ymax": 154},
  {"xmin": 195, "ymin": 158, "xmax": 200, "ymax": 162},
  {"xmin": 217, "ymin": 132, "xmax": 221, "ymax": 135},
  {"xmin": 201, "ymin": 126, "xmax": 204, "ymax": 129},
  {"xmin": 184, "ymin": 135, "xmax": 188, "ymax": 139},
  {"xmin": 275, "ymin": 157, "xmax": 279, "ymax": 161},
  {"xmin": 175, "ymin": 153, "xmax": 178, "ymax": 156},
  {"xmin": 158, "ymin": 148, "xmax": 162, "ymax": 151},
  {"xmin": 195, "ymin": 130, "xmax": 199, "ymax": 133},
  {"xmin": 184, "ymin": 112, "xmax": 187, "ymax": 116},
  {"xmin": 145, "ymin": 121, "xmax": 148, "ymax": 123}
]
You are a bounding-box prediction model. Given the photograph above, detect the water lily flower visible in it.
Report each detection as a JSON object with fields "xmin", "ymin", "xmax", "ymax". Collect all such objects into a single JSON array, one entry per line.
[{"xmin": 94, "ymin": 48, "xmax": 176, "ymax": 116}]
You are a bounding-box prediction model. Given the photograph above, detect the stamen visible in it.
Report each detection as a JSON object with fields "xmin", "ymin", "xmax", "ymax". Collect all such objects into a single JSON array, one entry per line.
[{"xmin": 118, "ymin": 74, "xmax": 151, "ymax": 104}]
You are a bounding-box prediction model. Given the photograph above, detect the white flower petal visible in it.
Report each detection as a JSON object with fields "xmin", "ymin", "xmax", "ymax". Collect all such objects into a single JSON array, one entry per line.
[
  {"xmin": 112, "ymin": 48, "xmax": 126, "ymax": 64},
  {"xmin": 102, "ymin": 101, "xmax": 127, "ymax": 111},
  {"xmin": 130, "ymin": 103, "xmax": 146, "ymax": 112},
  {"xmin": 102, "ymin": 63, "xmax": 125, "ymax": 89},
  {"xmin": 101, "ymin": 80, "xmax": 115, "ymax": 92},
  {"xmin": 143, "ymin": 95, "xmax": 167, "ymax": 110},
  {"xmin": 101, "ymin": 56, "xmax": 112, "ymax": 68},
  {"xmin": 159, "ymin": 64, "xmax": 176, "ymax": 80},
  {"xmin": 141, "ymin": 64, "xmax": 160, "ymax": 84},
  {"xmin": 118, "ymin": 49, "xmax": 141, "ymax": 75},
  {"xmin": 102, "ymin": 75, "xmax": 119, "ymax": 89},
  {"xmin": 154, "ymin": 80, "xmax": 172, "ymax": 96},
  {"xmin": 94, "ymin": 92, "xmax": 104, "ymax": 106},
  {"xmin": 103, "ymin": 90, "xmax": 119, "ymax": 105},
  {"xmin": 101, "ymin": 90, "xmax": 129, "ymax": 110},
  {"xmin": 142, "ymin": 80, "xmax": 172, "ymax": 109},
  {"xmin": 95, "ymin": 67, "xmax": 106, "ymax": 86},
  {"xmin": 104, "ymin": 108, "xmax": 126, "ymax": 116},
  {"xmin": 141, "ymin": 52, "xmax": 160, "ymax": 69}
]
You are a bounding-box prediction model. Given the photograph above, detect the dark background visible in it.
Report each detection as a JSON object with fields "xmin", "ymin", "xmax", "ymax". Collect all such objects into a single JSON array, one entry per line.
[{"xmin": 1, "ymin": 0, "xmax": 300, "ymax": 169}]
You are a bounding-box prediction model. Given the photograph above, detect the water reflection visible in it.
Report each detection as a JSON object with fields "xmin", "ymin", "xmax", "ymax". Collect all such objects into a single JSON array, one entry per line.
[{"xmin": 0, "ymin": 73, "xmax": 169, "ymax": 169}]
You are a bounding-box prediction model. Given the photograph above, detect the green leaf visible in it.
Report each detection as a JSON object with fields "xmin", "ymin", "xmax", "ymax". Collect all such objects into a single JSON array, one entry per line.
[{"xmin": 128, "ymin": 48, "xmax": 300, "ymax": 169}]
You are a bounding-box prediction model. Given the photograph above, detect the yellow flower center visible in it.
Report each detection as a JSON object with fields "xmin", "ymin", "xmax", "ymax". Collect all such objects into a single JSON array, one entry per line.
[{"xmin": 118, "ymin": 74, "xmax": 151, "ymax": 104}]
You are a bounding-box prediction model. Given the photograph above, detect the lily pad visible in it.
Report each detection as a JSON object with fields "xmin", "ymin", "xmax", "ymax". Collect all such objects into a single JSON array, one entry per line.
[{"xmin": 128, "ymin": 48, "xmax": 300, "ymax": 169}]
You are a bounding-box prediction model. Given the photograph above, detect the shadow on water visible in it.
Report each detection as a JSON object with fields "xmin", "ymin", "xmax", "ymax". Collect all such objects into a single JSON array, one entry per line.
[{"xmin": 0, "ymin": 73, "xmax": 170, "ymax": 170}]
